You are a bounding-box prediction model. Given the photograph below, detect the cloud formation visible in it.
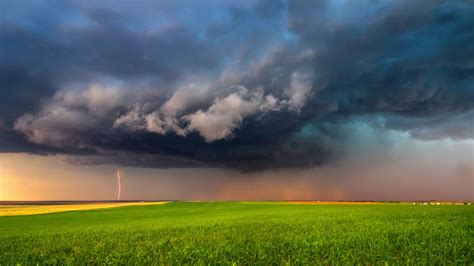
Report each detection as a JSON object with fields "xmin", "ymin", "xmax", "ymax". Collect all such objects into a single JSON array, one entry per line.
[{"xmin": 1, "ymin": 0, "xmax": 473, "ymax": 170}]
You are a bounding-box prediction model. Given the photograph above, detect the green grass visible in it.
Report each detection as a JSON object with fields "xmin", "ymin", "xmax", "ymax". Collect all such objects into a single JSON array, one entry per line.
[{"xmin": 0, "ymin": 202, "xmax": 472, "ymax": 264}]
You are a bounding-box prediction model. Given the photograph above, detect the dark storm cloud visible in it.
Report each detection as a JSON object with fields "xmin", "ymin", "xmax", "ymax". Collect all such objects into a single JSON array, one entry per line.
[{"xmin": 1, "ymin": 0, "xmax": 473, "ymax": 170}]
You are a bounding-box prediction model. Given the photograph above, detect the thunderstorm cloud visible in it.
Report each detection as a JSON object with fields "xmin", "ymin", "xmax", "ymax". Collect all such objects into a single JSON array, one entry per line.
[{"xmin": 1, "ymin": 0, "xmax": 473, "ymax": 170}]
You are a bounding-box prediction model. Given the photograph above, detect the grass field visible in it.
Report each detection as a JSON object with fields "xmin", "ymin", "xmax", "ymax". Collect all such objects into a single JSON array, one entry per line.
[{"xmin": 0, "ymin": 202, "xmax": 472, "ymax": 264}]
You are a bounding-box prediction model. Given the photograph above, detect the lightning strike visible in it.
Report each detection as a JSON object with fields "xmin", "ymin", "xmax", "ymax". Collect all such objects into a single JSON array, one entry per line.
[{"xmin": 116, "ymin": 169, "xmax": 122, "ymax": 201}]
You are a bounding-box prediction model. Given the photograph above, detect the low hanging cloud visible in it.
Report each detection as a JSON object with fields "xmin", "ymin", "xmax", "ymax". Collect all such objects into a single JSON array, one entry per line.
[
  {"xmin": 1, "ymin": 0, "xmax": 473, "ymax": 170},
  {"xmin": 113, "ymin": 72, "xmax": 312, "ymax": 143},
  {"xmin": 14, "ymin": 84, "xmax": 118, "ymax": 147},
  {"xmin": 282, "ymin": 71, "xmax": 314, "ymax": 112},
  {"xmin": 184, "ymin": 87, "xmax": 277, "ymax": 142}
]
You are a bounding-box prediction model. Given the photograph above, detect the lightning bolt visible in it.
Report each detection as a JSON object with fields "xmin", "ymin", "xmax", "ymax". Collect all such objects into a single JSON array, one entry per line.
[{"xmin": 116, "ymin": 169, "xmax": 122, "ymax": 201}]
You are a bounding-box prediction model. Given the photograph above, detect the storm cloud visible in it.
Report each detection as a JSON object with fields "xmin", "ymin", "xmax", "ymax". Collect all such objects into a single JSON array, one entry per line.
[{"xmin": 1, "ymin": 0, "xmax": 473, "ymax": 170}]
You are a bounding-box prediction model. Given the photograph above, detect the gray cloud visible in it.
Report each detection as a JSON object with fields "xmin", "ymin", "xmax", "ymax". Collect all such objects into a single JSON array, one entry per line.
[{"xmin": 1, "ymin": 0, "xmax": 473, "ymax": 170}]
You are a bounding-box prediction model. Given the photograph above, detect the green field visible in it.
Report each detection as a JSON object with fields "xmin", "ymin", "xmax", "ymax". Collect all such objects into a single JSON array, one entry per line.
[{"xmin": 0, "ymin": 202, "xmax": 472, "ymax": 264}]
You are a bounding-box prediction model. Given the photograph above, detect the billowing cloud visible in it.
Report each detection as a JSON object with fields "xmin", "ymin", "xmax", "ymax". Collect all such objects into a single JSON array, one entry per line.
[
  {"xmin": 113, "ymin": 84, "xmax": 301, "ymax": 142},
  {"xmin": 283, "ymin": 71, "xmax": 314, "ymax": 112},
  {"xmin": 185, "ymin": 87, "xmax": 276, "ymax": 141},
  {"xmin": 0, "ymin": 0, "xmax": 472, "ymax": 170}
]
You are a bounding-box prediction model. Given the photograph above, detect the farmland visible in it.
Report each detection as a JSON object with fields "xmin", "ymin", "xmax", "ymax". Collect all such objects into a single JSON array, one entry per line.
[
  {"xmin": 0, "ymin": 202, "xmax": 167, "ymax": 216},
  {"xmin": 0, "ymin": 202, "xmax": 472, "ymax": 264}
]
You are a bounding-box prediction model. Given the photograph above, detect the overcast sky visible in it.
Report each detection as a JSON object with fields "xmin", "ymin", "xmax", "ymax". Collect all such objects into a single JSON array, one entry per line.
[{"xmin": 0, "ymin": 0, "xmax": 472, "ymax": 200}]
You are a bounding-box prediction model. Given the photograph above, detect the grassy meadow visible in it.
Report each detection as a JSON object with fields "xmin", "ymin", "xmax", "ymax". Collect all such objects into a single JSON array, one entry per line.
[{"xmin": 0, "ymin": 202, "xmax": 472, "ymax": 264}]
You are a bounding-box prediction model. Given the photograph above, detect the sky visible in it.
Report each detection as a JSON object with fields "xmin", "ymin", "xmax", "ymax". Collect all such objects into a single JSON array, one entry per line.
[{"xmin": 0, "ymin": 0, "xmax": 472, "ymax": 201}]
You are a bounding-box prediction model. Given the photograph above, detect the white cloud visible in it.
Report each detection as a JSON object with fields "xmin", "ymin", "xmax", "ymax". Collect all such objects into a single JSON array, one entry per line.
[
  {"xmin": 283, "ymin": 71, "xmax": 314, "ymax": 112},
  {"xmin": 14, "ymin": 106, "xmax": 97, "ymax": 147},
  {"xmin": 54, "ymin": 84, "xmax": 126, "ymax": 116},
  {"xmin": 260, "ymin": 94, "xmax": 281, "ymax": 112},
  {"xmin": 113, "ymin": 85, "xmax": 285, "ymax": 142},
  {"xmin": 17, "ymin": 75, "xmax": 316, "ymax": 147},
  {"xmin": 15, "ymin": 83, "xmax": 130, "ymax": 147},
  {"xmin": 184, "ymin": 87, "xmax": 263, "ymax": 142},
  {"xmin": 113, "ymin": 105, "xmax": 186, "ymax": 135},
  {"xmin": 161, "ymin": 86, "xmax": 206, "ymax": 115},
  {"xmin": 113, "ymin": 84, "xmax": 210, "ymax": 136},
  {"xmin": 113, "ymin": 105, "xmax": 147, "ymax": 132}
]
